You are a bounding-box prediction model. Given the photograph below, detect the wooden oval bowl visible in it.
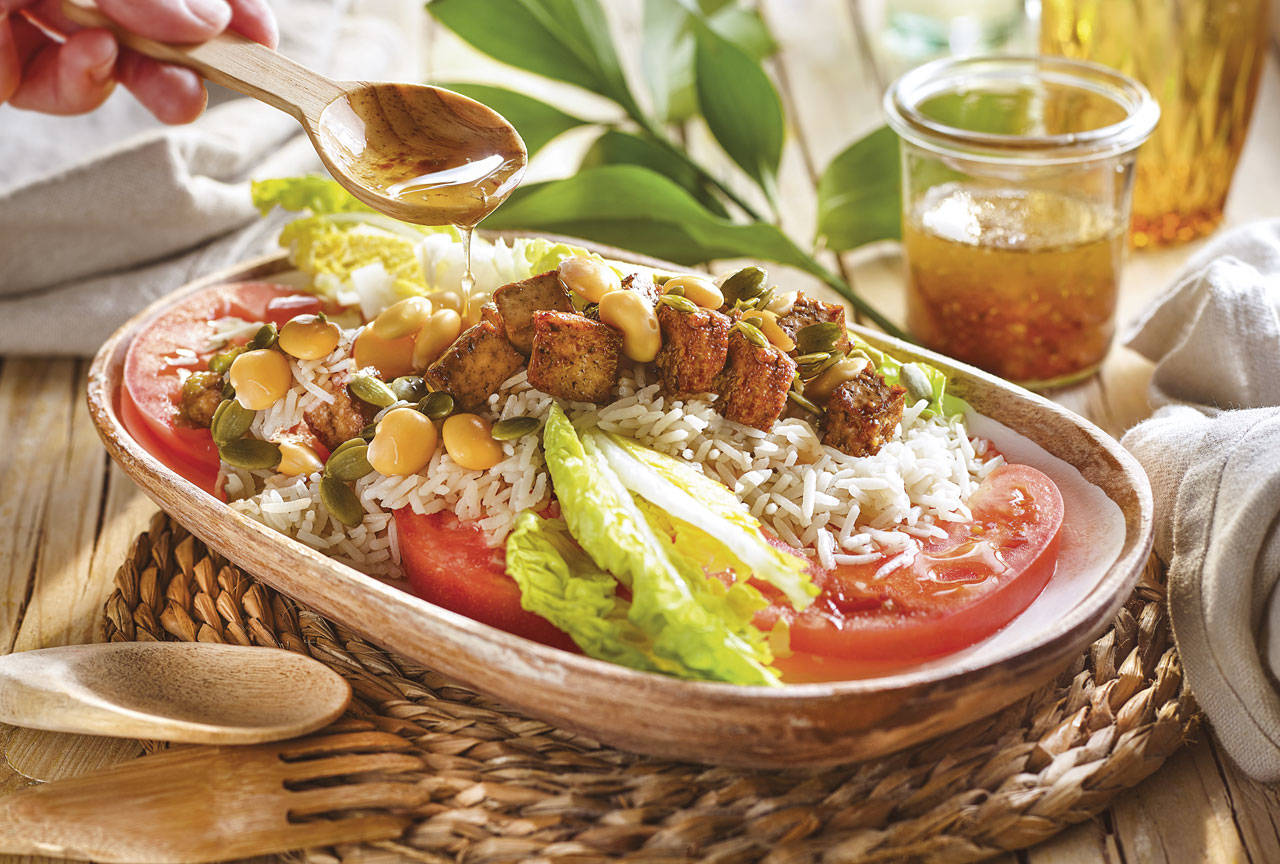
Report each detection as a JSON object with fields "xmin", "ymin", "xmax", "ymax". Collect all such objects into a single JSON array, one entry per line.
[{"xmin": 87, "ymin": 241, "xmax": 1153, "ymax": 769}]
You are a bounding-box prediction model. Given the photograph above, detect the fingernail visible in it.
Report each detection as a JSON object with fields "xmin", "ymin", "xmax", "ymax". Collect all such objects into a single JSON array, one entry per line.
[{"xmin": 181, "ymin": 0, "xmax": 232, "ymax": 31}]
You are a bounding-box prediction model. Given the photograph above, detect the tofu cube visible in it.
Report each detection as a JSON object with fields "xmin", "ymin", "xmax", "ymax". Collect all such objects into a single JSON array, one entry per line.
[
  {"xmin": 424, "ymin": 320, "xmax": 526, "ymax": 411},
  {"xmin": 491, "ymin": 271, "xmax": 573, "ymax": 354},
  {"xmin": 527, "ymin": 311, "xmax": 622, "ymax": 403},
  {"xmin": 655, "ymin": 304, "xmax": 730, "ymax": 396},
  {"xmin": 713, "ymin": 330, "xmax": 796, "ymax": 430}
]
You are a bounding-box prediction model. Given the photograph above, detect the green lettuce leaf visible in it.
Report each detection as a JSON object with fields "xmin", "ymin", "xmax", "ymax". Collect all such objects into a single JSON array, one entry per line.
[
  {"xmin": 590, "ymin": 430, "xmax": 816, "ymax": 611},
  {"xmin": 506, "ymin": 511, "xmax": 678, "ymax": 675},
  {"xmin": 541, "ymin": 405, "xmax": 777, "ymax": 686},
  {"xmin": 251, "ymin": 176, "xmax": 372, "ymax": 215},
  {"xmin": 852, "ymin": 335, "xmax": 968, "ymax": 419},
  {"xmin": 277, "ymin": 214, "xmax": 432, "ymax": 298}
]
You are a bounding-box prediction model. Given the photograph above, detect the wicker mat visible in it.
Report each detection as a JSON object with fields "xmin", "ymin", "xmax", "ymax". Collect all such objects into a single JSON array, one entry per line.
[{"xmin": 103, "ymin": 513, "xmax": 1197, "ymax": 864}]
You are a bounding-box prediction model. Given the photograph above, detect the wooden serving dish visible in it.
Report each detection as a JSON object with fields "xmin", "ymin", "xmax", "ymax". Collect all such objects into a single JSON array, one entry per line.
[{"xmin": 87, "ymin": 241, "xmax": 1153, "ymax": 768}]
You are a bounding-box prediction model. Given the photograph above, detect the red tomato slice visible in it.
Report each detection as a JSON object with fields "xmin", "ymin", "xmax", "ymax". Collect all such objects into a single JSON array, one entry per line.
[
  {"xmin": 394, "ymin": 509, "xmax": 579, "ymax": 652},
  {"xmin": 757, "ymin": 464, "xmax": 1063, "ymax": 670},
  {"xmin": 121, "ymin": 282, "xmax": 314, "ymax": 496}
]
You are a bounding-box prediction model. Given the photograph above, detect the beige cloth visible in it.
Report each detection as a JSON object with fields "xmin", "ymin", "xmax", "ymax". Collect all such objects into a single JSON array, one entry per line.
[
  {"xmin": 1122, "ymin": 220, "xmax": 1280, "ymax": 782},
  {"xmin": 0, "ymin": 0, "xmax": 418, "ymax": 355}
]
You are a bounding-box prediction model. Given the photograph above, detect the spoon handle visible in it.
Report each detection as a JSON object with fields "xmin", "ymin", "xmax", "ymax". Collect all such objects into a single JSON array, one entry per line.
[{"xmin": 60, "ymin": 0, "xmax": 344, "ymax": 123}]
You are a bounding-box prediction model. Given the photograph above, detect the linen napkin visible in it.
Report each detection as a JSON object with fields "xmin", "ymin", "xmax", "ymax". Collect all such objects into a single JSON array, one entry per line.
[
  {"xmin": 0, "ymin": 0, "xmax": 418, "ymax": 356},
  {"xmin": 1122, "ymin": 219, "xmax": 1280, "ymax": 782}
]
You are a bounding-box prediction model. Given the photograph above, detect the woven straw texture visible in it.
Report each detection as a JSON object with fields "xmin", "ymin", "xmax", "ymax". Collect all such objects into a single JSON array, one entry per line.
[{"xmin": 104, "ymin": 512, "xmax": 1197, "ymax": 864}]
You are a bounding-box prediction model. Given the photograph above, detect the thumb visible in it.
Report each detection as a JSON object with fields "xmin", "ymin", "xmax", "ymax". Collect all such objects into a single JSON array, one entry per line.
[{"xmin": 95, "ymin": 0, "xmax": 231, "ymax": 44}]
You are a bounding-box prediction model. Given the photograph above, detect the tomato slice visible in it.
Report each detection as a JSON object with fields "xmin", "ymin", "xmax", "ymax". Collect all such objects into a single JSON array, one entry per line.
[
  {"xmin": 394, "ymin": 509, "xmax": 579, "ymax": 652},
  {"xmin": 121, "ymin": 282, "xmax": 314, "ymax": 496},
  {"xmin": 758, "ymin": 464, "xmax": 1063, "ymax": 670}
]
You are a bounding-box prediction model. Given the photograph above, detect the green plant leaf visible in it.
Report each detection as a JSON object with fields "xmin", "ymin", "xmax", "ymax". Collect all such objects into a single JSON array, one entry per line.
[
  {"xmin": 436, "ymin": 83, "xmax": 591, "ymax": 157},
  {"xmin": 816, "ymin": 125, "xmax": 902, "ymax": 251},
  {"xmin": 642, "ymin": 0, "xmax": 776, "ymax": 122},
  {"xmin": 581, "ymin": 130, "xmax": 729, "ymax": 217},
  {"xmin": 483, "ymin": 164, "xmax": 813, "ymax": 268},
  {"xmin": 427, "ymin": 0, "xmax": 643, "ymax": 118},
  {"xmin": 691, "ymin": 16, "xmax": 785, "ymax": 202}
]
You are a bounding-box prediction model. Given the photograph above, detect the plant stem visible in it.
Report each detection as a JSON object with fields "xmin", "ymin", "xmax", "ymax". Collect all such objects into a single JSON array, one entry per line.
[{"xmin": 806, "ymin": 259, "xmax": 910, "ymax": 342}]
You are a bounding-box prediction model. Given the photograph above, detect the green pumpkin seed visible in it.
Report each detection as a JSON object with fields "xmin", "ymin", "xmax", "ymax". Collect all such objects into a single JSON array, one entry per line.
[
  {"xmin": 795, "ymin": 351, "xmax": 832, "ymax": 366},
  {"xmin": 360, "ymin": 422, "xmax": 378, "ymax": 441},
  {"xmin": 222, "ymin": 381, "xmax": 236, "ymax": 401},
  {"xmin": 208, "ymin": 346, "xmax": 246, "ymax": 375},
  {"xmin": 658, "ymin": 293, "xmax": 698, "ymax": 314},
  {"xmin": 796, "ymin": 321, "xmax": 844, "ymax": 355},
  {"xmin": 491, "ymin": 417, "xmax": 539, "ymax": 441},
  {"xmin": 664, "ymin": 283, "xmax": 686, "ymax": 297},
  {"xmin": 751, "ymin": 286, "xmax": 775, "ymax": 312},
  {"xmin": 349, "ymin": 374, "xmax": 396, "ymax": 408},
  {"xmin": 320, "ymin": 476, "xmax": 364, "ymax": 528},
  {"xmin": 720, "ymin": 266, "xmax": 767, "ymax": 305},
  {"xmin": 787, "ymin": 390, "xmax": 823, "ymax": 415},
  {"xmin": 329, "ymin": 437, "xmax": 366, "ymax": 459},
  {"xmin": 325, "ymin": 442, "xmax": 373, "ymax": 481},
  {"xmin": 741, "ymin": 312, "xmax": 765, "ymax": 329},
  {"xmin": 799, "ymin": 354, "xmax": 838, "ymax": 380},
  {"xmin": 218, "ymin": 438, "xmax": 281, "ymax": 471},
  {"xmin": 390, "ymin": 375, "xmax": 427, "ymax": 403},
  {"xmin": 733, "ymin": 321, "xmax": 770, "ymax": 349},
  {"xmin": 900, "ymin": 363, "xmax": 934, "ymax": 403},
  {"xmin": 417, "ymin": 391, "xmax": 455, "ymax": 420},
  {"xmin": 210, "ymin": 399, "xmax": 255, "ymax": 446},
  {"xmin": 249, "ymin": 323, "xmax": 278, "ymax": 350}
]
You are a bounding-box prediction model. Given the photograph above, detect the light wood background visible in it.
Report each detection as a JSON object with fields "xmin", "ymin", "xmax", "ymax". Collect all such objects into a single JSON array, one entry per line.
[{"xmin": 1, "ymin": 0, "xmax": 1278, "ymax": 861}]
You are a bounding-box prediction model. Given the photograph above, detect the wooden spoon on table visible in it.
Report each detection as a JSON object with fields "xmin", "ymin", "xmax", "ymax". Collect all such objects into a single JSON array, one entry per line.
[
  {"xmin": 0, "ymin": 642, "xmax": 350, "ymax": 744},
  {"xmin": 60, "ymin": 0, "xmax": 527, "ymax": 229}
]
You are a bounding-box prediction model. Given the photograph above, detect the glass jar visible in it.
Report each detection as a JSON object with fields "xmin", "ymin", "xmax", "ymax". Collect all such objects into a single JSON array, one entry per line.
[
  {"xmin": 1041, "ymin": 0, "xmax": 1269, "ymax": 247},
  {"xmin": 884, "ymin": 56, "xmax": 1158, "ymax": 389}
]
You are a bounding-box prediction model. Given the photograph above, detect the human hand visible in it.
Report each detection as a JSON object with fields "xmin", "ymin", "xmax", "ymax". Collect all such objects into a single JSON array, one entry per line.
[{"xmin": 0, "ymin": 0, "xmax": 277, "ymax": 123}]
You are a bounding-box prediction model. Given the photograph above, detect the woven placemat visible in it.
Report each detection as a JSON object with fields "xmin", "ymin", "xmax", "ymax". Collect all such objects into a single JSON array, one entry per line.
[{"xmin": 103, "ymin": 512, "xmax": 1198, "ymax": 864}]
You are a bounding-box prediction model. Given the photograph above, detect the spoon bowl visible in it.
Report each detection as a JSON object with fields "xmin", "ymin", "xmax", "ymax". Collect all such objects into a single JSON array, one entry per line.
[
  {"xmin": 0, "ymin": 643, "xmax": 351, "ymax": 744},
  {"xmin": 60, "ymin": 0, "xmax": 527, "ymax": 228}
]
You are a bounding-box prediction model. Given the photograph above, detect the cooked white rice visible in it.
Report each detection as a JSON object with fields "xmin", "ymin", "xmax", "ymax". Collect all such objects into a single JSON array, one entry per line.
[{"xmin": 222, "ymin": 333, "xmax": 1003, "ymax": 579}]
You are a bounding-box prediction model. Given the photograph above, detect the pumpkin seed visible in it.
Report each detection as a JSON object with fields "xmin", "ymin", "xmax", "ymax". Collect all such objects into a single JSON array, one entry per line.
[
  {"xmin": 795, "ymin": 351, "xmax": 832, "ymax": 366},
  {"xmin": 720, "ymin": 265, "xmax": 766, "ymax": 305},
  {"xmin": 360, "ymin": 422, "xmax": 378, "ymax": 441},
  {"xmin": 222, "ymin": 381, "xmax": 236, "ymax": 401},
  {"xmin": 741, "ymin": 312, "xmax": 765, "ymax": 329},
  {"xmin": 210, "ymin": 398, "xmax": 255, "ymax": 446},
  {"xmin": 218, "ymin": 438, "xmax": 281, "ymax": 470},
  {"xmin": 349, "ymin": 374, "xmax": 396, "ymax": 408},
  {"xmin": 320, "ymin": 476, "xmax": 364, "ymax": 527},
  {"xmin": 329, "ymin": 437, "xmax": 366, "ymax": 459},
  {"xmin": 787, "ymin": 390, "xmax": 823, "ymax": 415},
  {"xmin": 733, "ymin": 321, "xmax": 769, "ymax": 349},
  {"xmin": 658, "ymin": 293, "xmax": 698, "ymax": 314},
  {"xmin": 417, "ymin": 391, "xmax": 455, "ymax": 420},
  {"xmin": 796, "ymin": 321, "xmax": 844, "ymax": 355},
  {"xmin": 249, "ymin": 323, "xmax": 278, "ymax": 350},
  {"xmin": 900, "ymin": 363, "xmax": 934, "ymax": 403},
  {"xmin": 324, "ymin": 442, "xmax": 373, "ymax": 481},
  {"xmin": 491, "ymin": 416, "xmax": 539, "ymax": 441},
  {"xmin": 745, "ymin": 286, "xmax": 774, "ymax": 313},
  {"xmin": 208, "ymin": 346, "xmax": 246, "ymax": 375},
  {"xmin": 664, "ymin": 283, "xmax": 686, "ymax": 297},
  {"xmin": 799, "ymin": 353, "xmax": 838, "ymax": 380},
  {"xmin": 390, "ymin": 375, "xmax": 427, "ymax": 403}
]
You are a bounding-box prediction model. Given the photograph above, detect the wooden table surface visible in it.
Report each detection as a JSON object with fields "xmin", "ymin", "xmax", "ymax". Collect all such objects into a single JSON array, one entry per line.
[{"xmin": 2, "ymin": 1, "xmax": 1278, "ymax": 861}]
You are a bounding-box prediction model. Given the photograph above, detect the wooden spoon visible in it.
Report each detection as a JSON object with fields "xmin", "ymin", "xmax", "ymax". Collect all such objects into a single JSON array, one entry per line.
[
  {"xmin": 60, "ymin": 0, "xmax": 527, "ymax": 228},
  {"xmin": 0, "ymin": 642, "xmax": 350, "ymax": 744}
]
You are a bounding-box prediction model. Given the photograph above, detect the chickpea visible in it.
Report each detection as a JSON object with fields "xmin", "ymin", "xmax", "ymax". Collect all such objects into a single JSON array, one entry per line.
[
  {"xmin": 277, "ymin": 440, "xmax": 324, "ymax": 476},
  {"xmin": 412, "ymin": 308, "xmax": 463, "ymax": 369},
  {"xmin": 598, "ymin": 289, "xmax": 661, "ymax": 362},
  {"xmin": 367, "ymin": 407, "xmax": 438, "ymax": 476},
  {"xmin": 371, "ymin": 296, "xmax": 433, "ymax": 340},
  {"xmin": 805, "ymin": 356, "xmax": 870, "ymax": 403},
  {"xmin": 228, "ymin": 349, "xmax": 292, "ymax": 410},
  {"xmin": 278, "ymin": 314, "xmax": 340, "ymax": 360},
  {"xmin": 353, "ymin": 326, "xmax": 415, "ymax": 379},
  {"xmin": 441, "ymin": 413, "xmax": 504, "ymax": 471},
  {"xmin": 754, "ymin": 310, "xmax": 796, "ymax": 352},
  {"xmin": 766, "ymin": 289, "xmax": 798, "ymax": 317},
  {"xmin": 662, "ymin": 274, "xmax": 723, "ymax": 310},
  {"xmin": 558, "ymin": 256, "xmax": 620, "ymax": 303}
]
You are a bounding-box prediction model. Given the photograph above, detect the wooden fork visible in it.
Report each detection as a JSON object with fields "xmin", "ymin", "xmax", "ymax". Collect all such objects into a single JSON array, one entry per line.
[{"xmin": 0, "ymin": 727, "xmax": 425, "ymax": 863}]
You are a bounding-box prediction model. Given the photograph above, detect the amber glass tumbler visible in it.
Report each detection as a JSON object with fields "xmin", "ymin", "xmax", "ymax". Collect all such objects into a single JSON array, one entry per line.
[{"xmin": 1041, "ymin": 0, "xmax": 1269, "ymax": 247}]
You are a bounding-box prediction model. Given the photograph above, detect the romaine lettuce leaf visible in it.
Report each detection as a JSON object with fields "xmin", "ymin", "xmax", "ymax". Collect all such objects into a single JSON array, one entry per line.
[
  {"xmin": 506, "ymin": 511, "xmax": 678, "ymax": 675},
  {"xmin": 277, "ymin": 214, "xmax": 431, "ymax": 299},
  {"xmin": 251, "ymin": 176, "xmax": 372, "ymax": 216},
  {"xmin": 591, "ymin": 431, "xmax": 817, "ymax": 610},
  {"xmin": 852, "ymin": 335, "xmax": 968, "ymax": 419},
  {"xmin": 542, "ymin": 405, "xmax": 778, "ymax": 686}
]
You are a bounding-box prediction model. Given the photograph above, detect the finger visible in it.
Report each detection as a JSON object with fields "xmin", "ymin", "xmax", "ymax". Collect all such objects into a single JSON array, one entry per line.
[
  {"xmin": 227, "ymin": 0, "xmax": 276, "ymax": 48},
  {"xmin": 95, "ymin": 0, "xmax": 231, "ymax": 44},
  {"xmin": 117, "ymin": 49, "xmax": 206, "ymax": 123},
  {"xmin": 8, "ymin": 27, "xmax": 116, "ymax": 114}
]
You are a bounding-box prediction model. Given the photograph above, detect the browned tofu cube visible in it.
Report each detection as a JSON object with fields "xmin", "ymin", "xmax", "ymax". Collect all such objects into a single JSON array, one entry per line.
[
  {"xmin": 713, "ymin": 330, "xmax": 797, "ymax": 430},
  {"xmin": 491, "ymin": 270, "xmax": 573, "ymax": 354},
  {"xmin": 480, "ymin": 301, "xmax": 503, "ymax": 330},
  {"xmin": 655, "ymin": 304, "xmax": 730, "ymax": 396},
  {"xmin": 777, "ymin": 292, "xmax": 850, "ymax": 354},
  {"xmin": 822, "ymin": 367, "xmax": 905, "ymax": 457},
  {"xmin": 527, "ymin": 311, "xmax": 621, "ymax": 403},
  {"xmin": 424, "ymin": 320, "xmax": 525, "ymax": 411},
  {"xmin": 621, "ymin": 272, "xmax": 660, "ymax": 306},
  {"xmin": 305, "ymin": 375, "xmax": 378, "ymax": 451}
]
